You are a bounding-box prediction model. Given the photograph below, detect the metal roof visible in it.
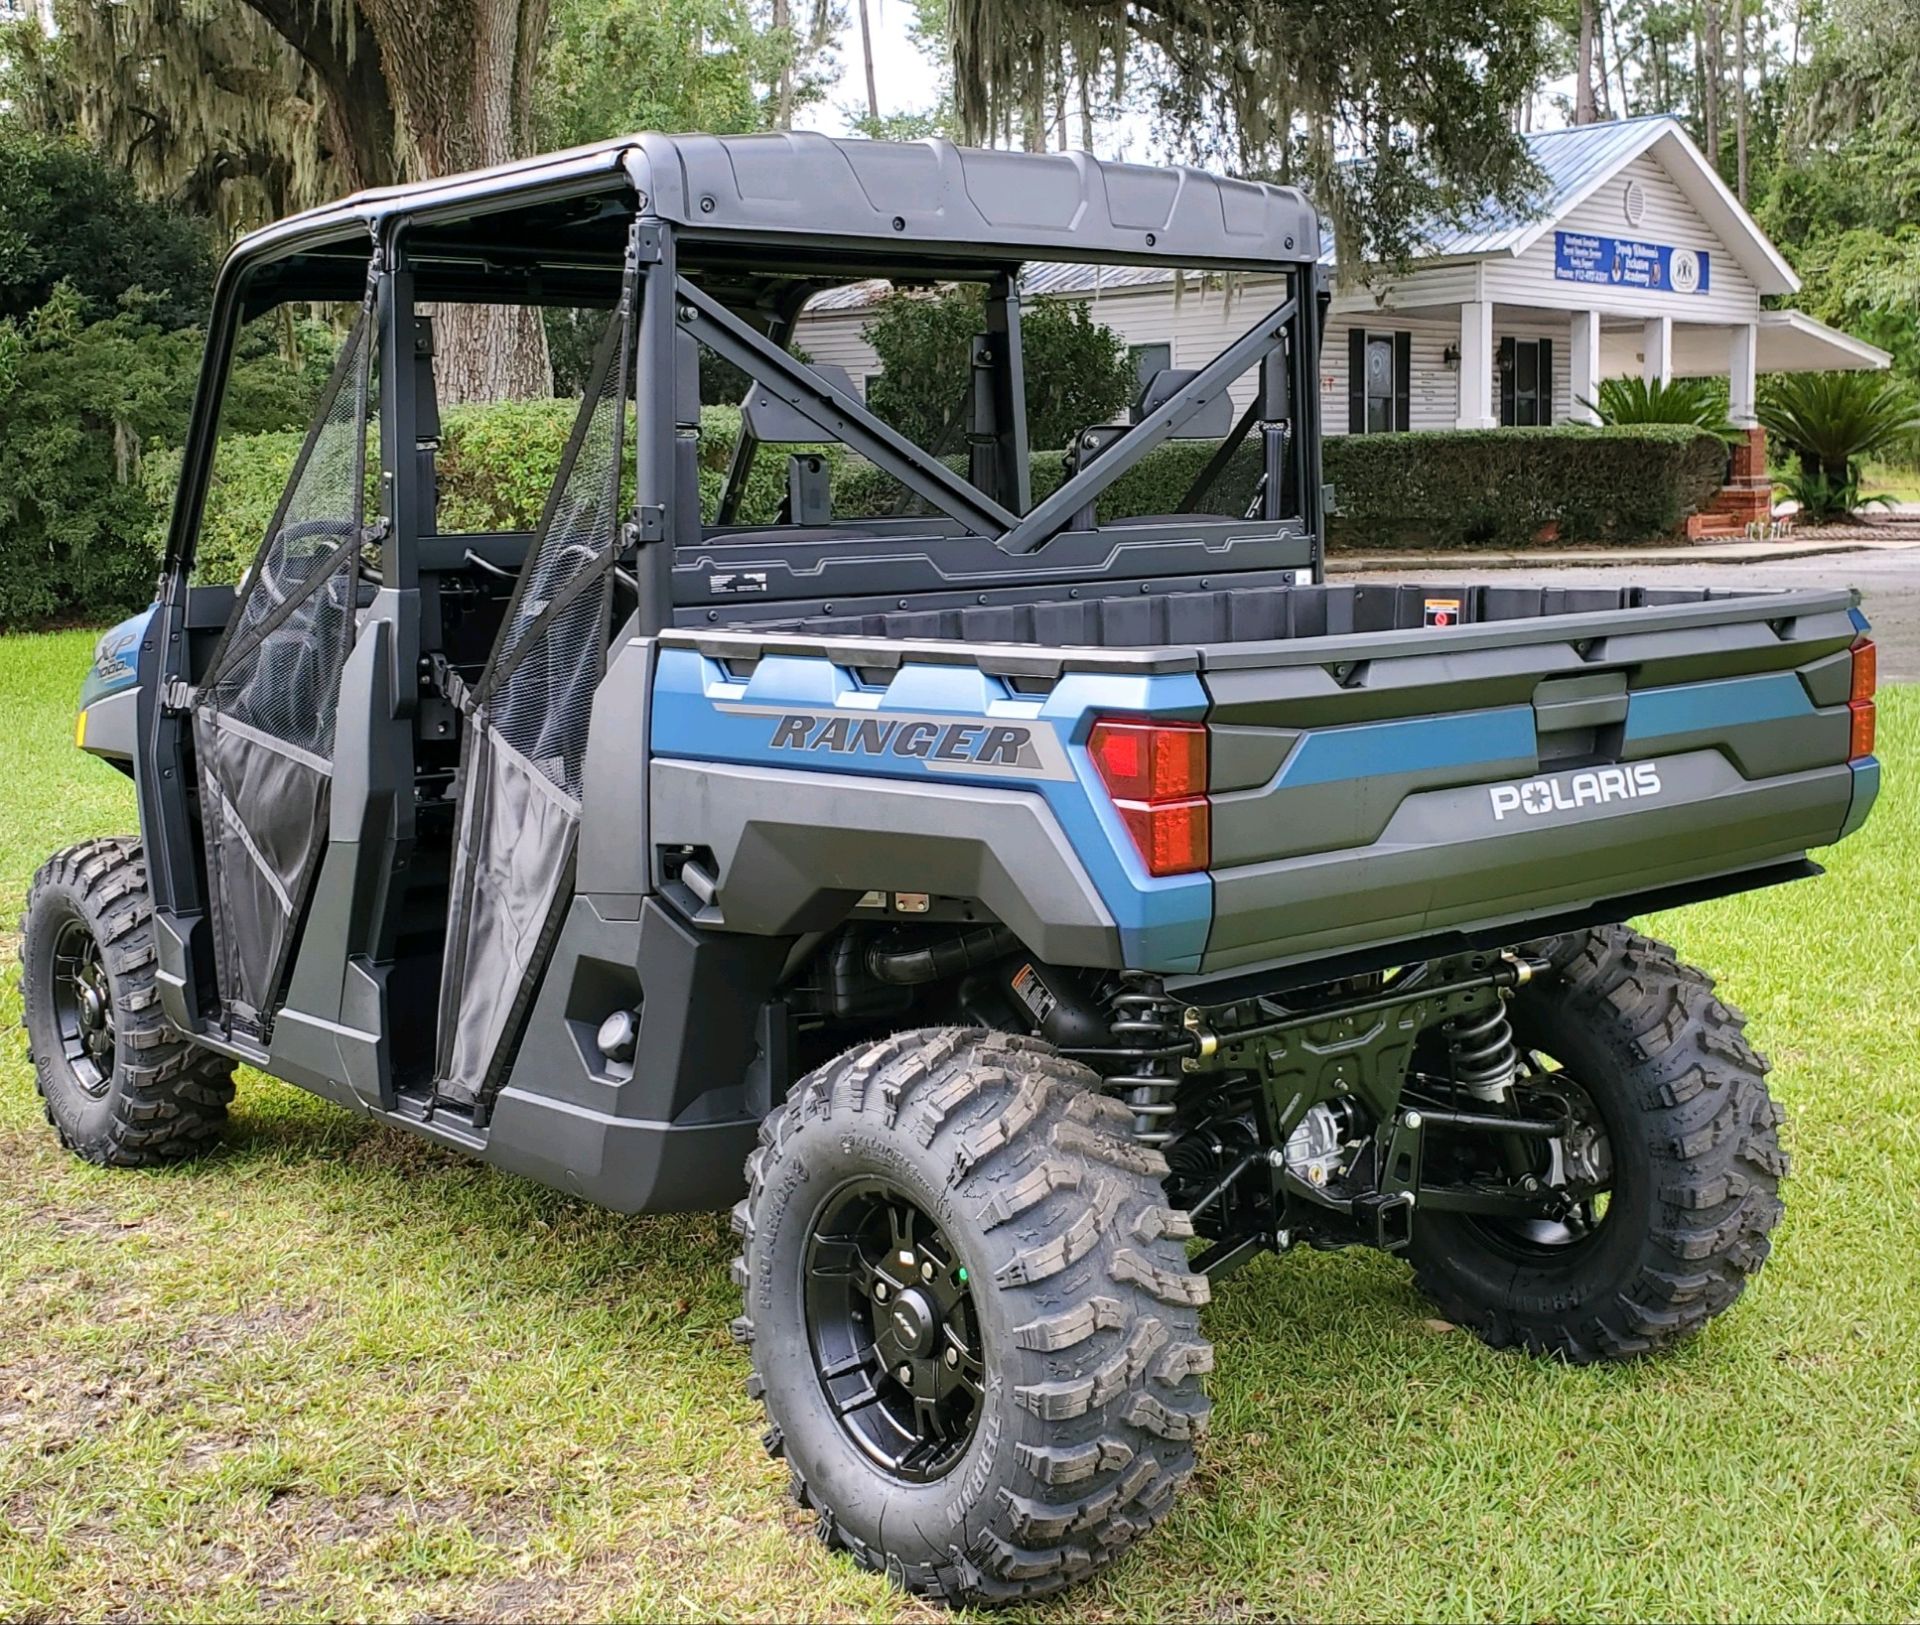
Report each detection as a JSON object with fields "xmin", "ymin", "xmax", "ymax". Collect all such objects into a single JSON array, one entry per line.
[
  {"xmin": 801, "ymin": 117, "xmax": 1799, "ymax": 316},
  {"xmin": 806, "ymin": 259, "xmax": 1183, "ymax": 312},
  {"xmin": 1416, "ymin": 115, "xmax": 1679, "ymax": 258}
]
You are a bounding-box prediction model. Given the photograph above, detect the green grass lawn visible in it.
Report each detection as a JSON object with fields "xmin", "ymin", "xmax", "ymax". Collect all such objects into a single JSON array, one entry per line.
[
  {"xmin": 1859, "ymin": 461, "xmax": 1920, "ymax": 506},
  {"xmin": 2, "ymin": 629, "xmax": 1917, "ymax": 1623}
]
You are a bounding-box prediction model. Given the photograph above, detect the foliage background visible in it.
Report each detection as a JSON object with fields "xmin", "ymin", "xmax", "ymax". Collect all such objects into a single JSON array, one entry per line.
[
  {"xmin": 153, "ymin": 406, "xmax": 1730, "ymax": 587},
  {"xmin": 862, "ymin": 285, "xmax": 1137, "ymax": 451}
]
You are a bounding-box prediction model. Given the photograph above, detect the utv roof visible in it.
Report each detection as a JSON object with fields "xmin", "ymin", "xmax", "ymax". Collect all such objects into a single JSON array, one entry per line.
[{"xmin": 229, "ymin": 131, "xmax": 1322, "ymax": 282}]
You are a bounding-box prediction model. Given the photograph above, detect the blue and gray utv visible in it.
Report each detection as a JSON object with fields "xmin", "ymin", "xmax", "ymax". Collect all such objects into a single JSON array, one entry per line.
[{"xmin": 24, "ymin": 135, "xmax": 1881, "ymax": 1605}]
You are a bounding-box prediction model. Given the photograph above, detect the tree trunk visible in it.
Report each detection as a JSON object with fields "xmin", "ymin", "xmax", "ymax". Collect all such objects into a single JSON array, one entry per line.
[
  {"xmin": 774, "ymin": 0, "xmax": 793, "ymax": 127},
  {"xmin": 1575, "ymin": 0, "xmax": 1598, "ymax": 124},
  {"xmin": 1702, "ymin": 0, "xmax": 1722, "ymax": 169},
  {"xmin": 241, "ymin": 0, "xmax": 399, "ymax": 191},
  {"xmin": 1607, "ymin": 0, "xmax": 1630, "ymax": 116},
  {"xmin": 1595, "ymin": 0, "xmax": 1614, "ymax": 118},
  {"xmin": 355, "ymin": 0, "xmax": 554, "ymax": 402},
  {"xmin": 856, "ymin": 0, "xmax": 880, "ymax": 124},
  {"xmin": 1734, "ymin": 0, "xmax": 1749, "ymax": 202},
  {"xmin": 1078, "ymin": 74, "xmax": 1093, "ymax": 151}
]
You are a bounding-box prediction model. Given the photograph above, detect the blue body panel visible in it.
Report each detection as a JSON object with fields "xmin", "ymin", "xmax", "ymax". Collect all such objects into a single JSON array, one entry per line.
[
  {"xmin": 1273, "ymin": 709, "xmax": 1535, "ymax": 789},
  {"xmin": 79, "ymin": 607, "xmax": 153, "ymax": 712},
  {"xmin": 1624, "ymin": 671, "xmax": 1813, "ymax": 741},
  {"xmin": 650, "ymin": 646, "xmax": 1214, "ymax": 970}
]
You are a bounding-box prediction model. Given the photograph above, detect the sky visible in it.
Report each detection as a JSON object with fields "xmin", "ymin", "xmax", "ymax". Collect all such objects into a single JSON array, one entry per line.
[
  {"xmin": 807, "ymin": 3, "xmax": 948, "ymax": 139},
  {"xmin": 802, "ymin": 3, "xmax": 1579, "ymax": 154}
]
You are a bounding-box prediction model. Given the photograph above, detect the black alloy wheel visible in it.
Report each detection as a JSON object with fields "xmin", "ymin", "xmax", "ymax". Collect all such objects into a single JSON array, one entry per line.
[
  {"xmin": 1409, "ymin": 924, "xmax": 1786, "ymax": 1363},
  {"xmin": 50, "ymin": 916, "xmax": 117, "ymax": 1098},
  {"xmin": 804, "ymin": 1177, "xmax": 985, "ymax": 1482}
]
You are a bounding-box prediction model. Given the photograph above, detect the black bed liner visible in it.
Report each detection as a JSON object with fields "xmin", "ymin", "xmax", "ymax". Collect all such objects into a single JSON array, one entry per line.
[{"xmin": 716, "ymin": 579, "xmax": 1851, "ymax": 657}]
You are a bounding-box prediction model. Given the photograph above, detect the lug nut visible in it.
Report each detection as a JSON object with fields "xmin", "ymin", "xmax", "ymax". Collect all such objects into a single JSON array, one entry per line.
[
  {"xmin": 874, "ymin": 1282, "xmax": 889, "ymax": 1302},
  {"xmin": 944, "ymin": 1348, "xmax": 959, "ymax": 1368},
  {"xmin": 896, "ymin": 1364, "xmax": 913, "ymax": 1385},
  {"xmin": 920, "ymin": 1261, "xmax": 934, "ymax": 1282}
]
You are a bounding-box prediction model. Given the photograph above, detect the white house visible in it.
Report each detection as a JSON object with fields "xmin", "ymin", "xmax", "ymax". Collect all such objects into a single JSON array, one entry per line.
[{"xmin": 795, "ymin": 116, "xmax": 1889, "ymax": 517}]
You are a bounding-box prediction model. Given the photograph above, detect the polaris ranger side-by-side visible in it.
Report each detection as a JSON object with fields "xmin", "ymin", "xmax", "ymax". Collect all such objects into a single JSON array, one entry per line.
[{"xmin": 24, "ymin": 135, "xmax": 1881, "ymax": 1606}]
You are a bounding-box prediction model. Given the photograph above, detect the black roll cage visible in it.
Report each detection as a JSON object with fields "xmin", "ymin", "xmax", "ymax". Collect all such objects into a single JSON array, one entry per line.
[
  {"xmin": 160, "ymin": 177, "xmax": 1330, "ymax": 599},
  {"xmin": 139, "ymin": 157, "xmax": 1329, "ymax": 1034}
]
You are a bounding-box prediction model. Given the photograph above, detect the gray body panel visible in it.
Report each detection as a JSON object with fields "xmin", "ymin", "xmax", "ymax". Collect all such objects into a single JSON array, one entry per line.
[
  {"xmin": 483, "ymin": 894, "xmax": 791, "ymax": 1212},
  {"xmin": 78, "ymin": 688, "xmax": 139, "ymax": 764},
  {"xmin": 1204, "ymin": 753, "xmax": 1852, "ymax": 971},
  {"xmin": 648, "ymin": 758, "xmax": 1122, "ymax": 966}
]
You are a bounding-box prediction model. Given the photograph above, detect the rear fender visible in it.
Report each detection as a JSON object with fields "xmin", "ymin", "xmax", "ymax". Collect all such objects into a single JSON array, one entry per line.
[{"xmin": 647, "ymin": 645, "xmax": 1212, "ymax": 970}]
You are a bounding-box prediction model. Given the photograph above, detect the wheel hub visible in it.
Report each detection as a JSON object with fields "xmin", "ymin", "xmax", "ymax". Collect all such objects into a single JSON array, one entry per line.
[
  {"xmin": 880, "ymin": 1287, "xmax": 937, "ymax": 1359},
  {"xmin": 804, "ymin": 1178, "xmax": 985, "ymax": 1483}
]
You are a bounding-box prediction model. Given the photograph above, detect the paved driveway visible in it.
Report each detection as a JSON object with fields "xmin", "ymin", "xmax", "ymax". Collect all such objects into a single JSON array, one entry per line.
[{"xmin": 1349, "ymin": 546, "xmax": 1920, "ymax": 680}]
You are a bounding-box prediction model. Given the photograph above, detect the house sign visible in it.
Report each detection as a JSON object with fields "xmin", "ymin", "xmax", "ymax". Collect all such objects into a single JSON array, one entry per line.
[{"xmin": 1554, "ymin": 230, "xmax": 1710, "ymax": 295}]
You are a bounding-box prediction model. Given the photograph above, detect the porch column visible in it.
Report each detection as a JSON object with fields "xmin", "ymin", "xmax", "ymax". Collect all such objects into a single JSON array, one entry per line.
[
  {"xmin": 1643, "ymin": 315, "xmax": 1673, "ymax": 385},
  {"xmin": 1722, "ymin": 321, "xmax": 1770, "ymax": 527},
  {"xmin": 1457, "ymin": 300, "xmax": 1496, "ymax": 428},
  {"xmin": 1728, "ymin": 321, "xmax": 1759, "ymax": 427},
  {"xmin": 1570, "ymin": 309, "xmax": 1602, "ymax": 423}
]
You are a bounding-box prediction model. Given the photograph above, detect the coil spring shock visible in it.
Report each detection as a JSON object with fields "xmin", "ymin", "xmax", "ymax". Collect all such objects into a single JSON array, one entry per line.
[
  {"xmin": 1447, "ymin": 998, "xmax": 1519, "ymax": 1102},
  {"xmin": 1105, "ymin": 974, "xmax": 1185, "ymax": 1143}
]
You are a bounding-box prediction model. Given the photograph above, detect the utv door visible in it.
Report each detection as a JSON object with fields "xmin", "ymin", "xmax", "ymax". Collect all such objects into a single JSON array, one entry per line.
[
  {"xmin": 189, "ymin": 304, "xmax": 375, "ymax": 1037},
  {"xmin": 432, "ymin": 299, "xmax": 632, "ymax": 1109}
]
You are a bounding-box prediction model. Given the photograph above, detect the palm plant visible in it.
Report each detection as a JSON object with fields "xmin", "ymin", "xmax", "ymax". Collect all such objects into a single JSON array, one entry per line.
[
  {"xmin": 1773, "ymin": 465, "xmax": 1895, "ymax": 525},
  {"xmin": 1758, "ymin": 371, "xmax": 1920, "ymax": 486},
  {"xmin": 1579, "ymin": 375, "xmax": 1741, "ymax": 442}
]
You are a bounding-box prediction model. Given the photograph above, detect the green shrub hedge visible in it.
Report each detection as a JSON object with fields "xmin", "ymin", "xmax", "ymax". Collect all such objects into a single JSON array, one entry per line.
[
  {"xmin": 1323, "ymin": 424, "xmax": 1729, "ymax": 549},
  {"xmin": 146, "ymin": 410, "xmax": 1726, "ymax": 591}
]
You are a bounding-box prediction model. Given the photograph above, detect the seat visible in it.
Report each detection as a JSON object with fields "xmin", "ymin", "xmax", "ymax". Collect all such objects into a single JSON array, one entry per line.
[{"xmin": 742, "ymin": 363, "xmax": 862, "ymax": 525}]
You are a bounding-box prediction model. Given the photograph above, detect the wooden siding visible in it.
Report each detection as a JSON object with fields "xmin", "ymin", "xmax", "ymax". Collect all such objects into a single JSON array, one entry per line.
[
  {"xmin": 1482, "ymin": 152, "xmax": 1763, "ymax": 325},
  {"xmin": 795, "ymin": 289, "xmax": 1577, "ymax": 435}
]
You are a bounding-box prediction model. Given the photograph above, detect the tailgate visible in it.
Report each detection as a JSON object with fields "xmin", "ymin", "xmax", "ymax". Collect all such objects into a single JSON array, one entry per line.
[{"xmin": 1197, "ymin": 586, "xmax": 1878, "ymax": 974}]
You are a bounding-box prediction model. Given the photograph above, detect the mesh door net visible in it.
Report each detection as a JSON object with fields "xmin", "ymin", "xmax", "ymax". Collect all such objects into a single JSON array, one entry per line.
[
  {"xmin": 434, "ymin": 305, "xmax": 631, "ymax": 1107},
  {"xmin": 191, "ymin": 305, "xmax": 374, "ymax": 1032}
]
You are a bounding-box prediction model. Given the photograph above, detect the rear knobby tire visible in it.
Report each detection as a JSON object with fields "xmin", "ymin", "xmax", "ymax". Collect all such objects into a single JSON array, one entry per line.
[
  {"xmin": 731, "ymin": 1028, "xmax": 1212, "ymax": 1607},
  {"xmin": 20, "ymin": 838, "xmax": 234, "ymax": 1166},
  {"xmin": 1409, "ymin": 925, "xmax": 1786, "ymax": 1363}
]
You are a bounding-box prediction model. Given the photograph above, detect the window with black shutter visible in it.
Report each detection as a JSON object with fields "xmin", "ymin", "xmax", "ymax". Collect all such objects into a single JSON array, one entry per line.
[{"xmin": 1347, "ymin": 328, "xmax": 1412, "ymax": 433}]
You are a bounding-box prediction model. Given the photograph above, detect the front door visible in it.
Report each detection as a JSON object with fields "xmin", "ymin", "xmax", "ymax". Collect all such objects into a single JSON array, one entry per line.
[{"xmin": 190, "ymin": 304, "xmax": 375, "ymax": 1037}]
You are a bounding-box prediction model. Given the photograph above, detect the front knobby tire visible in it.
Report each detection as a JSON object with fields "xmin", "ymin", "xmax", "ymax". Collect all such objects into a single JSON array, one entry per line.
[
  {"xmin": 1410, "ymin": 925, "xmax": 1787, "ymax": 1363},
  {"xmin": 21, "ymin": 838, "xmax": 235, "ymax": 1166},
  {"xmin": 731, "ymin": 1029, "xmax": 1213, "ymax": 1607}
]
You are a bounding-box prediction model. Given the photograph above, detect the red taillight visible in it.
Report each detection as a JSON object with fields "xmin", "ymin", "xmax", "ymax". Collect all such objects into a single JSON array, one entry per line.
[
  {"xmin": 1088, "ymin": 718, "xmax": 1207, "ymax": 801},
  {"xmin": 1851, "ymin": 638, "xmax": 1877, "ymax": 759},
  {"xmin": 1088, "ymin": 718, "xmax": 1210, "ymax": 877}
]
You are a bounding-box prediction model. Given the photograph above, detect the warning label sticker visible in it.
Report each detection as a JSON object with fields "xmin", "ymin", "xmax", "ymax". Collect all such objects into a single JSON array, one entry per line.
[{"xmin": 1424, "ymin": 597, "xmax": 1462, "ymax": 628}]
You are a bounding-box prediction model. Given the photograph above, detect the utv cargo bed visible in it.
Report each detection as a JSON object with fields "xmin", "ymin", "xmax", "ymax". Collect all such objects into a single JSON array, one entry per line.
[{"xmin": 660, "ymin": 579, "xmax": 1878, "ymax": 978}]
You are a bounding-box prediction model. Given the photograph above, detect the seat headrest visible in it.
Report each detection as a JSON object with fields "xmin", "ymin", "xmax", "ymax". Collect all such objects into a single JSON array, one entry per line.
[
  {"xmin": 742, "ymin": 363, "xmax": 862, "ymax": 442},
  {"xmin": 1134, "ymin": 368, "xmax": 1234, "ymax": 439}
]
